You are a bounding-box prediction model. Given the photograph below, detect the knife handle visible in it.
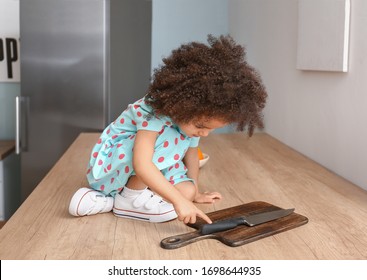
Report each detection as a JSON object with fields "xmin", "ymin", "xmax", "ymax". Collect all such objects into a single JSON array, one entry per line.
[
  {"xmin": 201, "ymin": 217, "xmax": 245, "ymax": 235},
  {"xmin": 161, "ymin": 230, "xmax": 207, "ymax": 249}
]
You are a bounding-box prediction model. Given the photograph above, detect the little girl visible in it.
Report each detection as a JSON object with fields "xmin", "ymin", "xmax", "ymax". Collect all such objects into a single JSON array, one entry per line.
[{"xmin": 69, "ymin": 35, "xmax": 267, "ymax": 224}]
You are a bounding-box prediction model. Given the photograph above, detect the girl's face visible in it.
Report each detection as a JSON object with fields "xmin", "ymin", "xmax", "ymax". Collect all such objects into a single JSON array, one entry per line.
[{"xmin": 178, "ymin": 118, "xmax": 228, "ymax": 138}]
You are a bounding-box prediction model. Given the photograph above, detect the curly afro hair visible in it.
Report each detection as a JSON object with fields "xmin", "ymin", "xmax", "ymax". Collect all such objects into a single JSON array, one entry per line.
[{"xmin": 145, "ymin": 35, "xmax": 267, "ymax": 136}]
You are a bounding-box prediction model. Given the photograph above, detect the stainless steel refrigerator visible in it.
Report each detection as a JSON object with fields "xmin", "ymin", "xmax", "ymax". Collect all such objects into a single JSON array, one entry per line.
[{"xmin": 17, "ymin": 0, "xmax": 152, "ymax": 201}]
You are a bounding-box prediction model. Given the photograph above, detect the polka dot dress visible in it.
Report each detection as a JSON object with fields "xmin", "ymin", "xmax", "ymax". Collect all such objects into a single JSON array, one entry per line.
[{"xmin": 87, "ymin": 97, "xmax": 200, "ymax": 197}]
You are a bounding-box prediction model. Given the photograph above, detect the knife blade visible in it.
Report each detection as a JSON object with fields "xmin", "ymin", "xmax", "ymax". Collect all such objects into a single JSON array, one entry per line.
[{"xmin": 201, "ymin": 208, "xmax": 295, "ymax": 235}]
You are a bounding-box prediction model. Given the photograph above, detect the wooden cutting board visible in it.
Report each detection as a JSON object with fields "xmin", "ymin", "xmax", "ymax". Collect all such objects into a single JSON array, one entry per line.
[{"xmin": 161, "ymin": 201, "xmax": 308, "ymax": 249}]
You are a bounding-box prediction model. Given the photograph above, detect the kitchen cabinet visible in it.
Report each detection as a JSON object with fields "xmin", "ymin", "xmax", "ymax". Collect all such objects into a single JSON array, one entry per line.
[{"xmin": 0, "ymin": 141, "xmax": 20, "ymax": 221}]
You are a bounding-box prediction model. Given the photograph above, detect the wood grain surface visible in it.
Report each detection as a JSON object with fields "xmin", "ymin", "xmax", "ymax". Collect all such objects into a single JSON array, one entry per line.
[
  {"xmin": 0, "ymin": 140, "xmax": 15, "ymax": 160},
  {"xmin": 0, "ymin": 133, "xmax": 366, "ymax": 259},
  {"xmin": 161, "ymin": 201, "xmax": 308, "ymax": 249}
]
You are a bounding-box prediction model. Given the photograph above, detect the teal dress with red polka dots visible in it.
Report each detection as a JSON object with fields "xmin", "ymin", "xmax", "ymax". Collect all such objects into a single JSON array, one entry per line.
[{"xmin": 87, "ymin": 97, "xmax": 200, "ymax": 197}]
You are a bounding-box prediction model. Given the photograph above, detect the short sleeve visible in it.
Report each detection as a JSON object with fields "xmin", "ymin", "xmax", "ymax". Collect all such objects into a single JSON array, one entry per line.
[
  {"xmin": 130, "ymin": 100, "xmax": 164, "ymax": 132},
  {"xmin": 189, "ymin": 136, "xmax": 200, "ymax": 147}
]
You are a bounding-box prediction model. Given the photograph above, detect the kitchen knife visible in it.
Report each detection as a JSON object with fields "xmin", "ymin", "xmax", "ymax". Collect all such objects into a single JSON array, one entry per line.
[{"xmin": 200, "ymin": 208, "xmax": 295, "ymax": 235}]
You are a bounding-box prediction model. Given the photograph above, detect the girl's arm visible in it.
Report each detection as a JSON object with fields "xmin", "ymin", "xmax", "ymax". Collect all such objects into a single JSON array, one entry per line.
[
  {"xmin": 183, "ymin": 147, "xmax": 222, "ymax": 203},
  {"xmin": 132, "ymin": 130, "xmax": 212, "ymax": 224},
  {"xmin": 182, "ymin": 147, "xmax": 199, "ymax": 189}
]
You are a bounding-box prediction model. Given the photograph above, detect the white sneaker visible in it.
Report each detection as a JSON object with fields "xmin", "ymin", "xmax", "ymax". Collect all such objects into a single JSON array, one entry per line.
[
  {"xmin": 69, "ymin": 187, "xmax": 114, "ymax": 216},
  {"xmin": 113, "ymin": 188, "xmax": 177, "ymax": 223}
]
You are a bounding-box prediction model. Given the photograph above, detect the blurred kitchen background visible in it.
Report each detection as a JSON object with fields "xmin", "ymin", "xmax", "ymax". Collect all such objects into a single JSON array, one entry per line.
[
  {"xmin": 1, "ymin": 0, "xmax": 367, "ymax": 224},
  {"xmin": 0, "ymin": 0, "xmax": 229, "ymax": 222}
]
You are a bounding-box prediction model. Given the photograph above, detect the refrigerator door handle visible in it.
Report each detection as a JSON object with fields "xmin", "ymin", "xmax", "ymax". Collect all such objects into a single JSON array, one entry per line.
[
  {"xmin": 15, "ymin": 96, "xmax": 21, "ymax": 154},
  {"xmin": 15, "ymin": 96, "xmax": 29, "ymax": 154}
]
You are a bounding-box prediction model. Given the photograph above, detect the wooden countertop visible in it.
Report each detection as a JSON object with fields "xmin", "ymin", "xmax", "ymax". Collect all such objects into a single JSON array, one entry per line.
[
  {"xmin": 0, "ymin": 132, "xmax": 366, "ymax": 259},
  {"xmin": 0, "ymin": 140, "xmax": 15, "ymax": 160}
]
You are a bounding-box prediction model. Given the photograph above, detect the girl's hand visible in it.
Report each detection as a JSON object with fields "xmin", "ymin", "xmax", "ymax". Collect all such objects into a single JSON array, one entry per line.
[
  {"xmin": 174, "ymin": 198, "xmax": 212, "ymax": 224},
  {"xmin": 194, "ymin": 191, "xmax": 222, "ymax": 204}
]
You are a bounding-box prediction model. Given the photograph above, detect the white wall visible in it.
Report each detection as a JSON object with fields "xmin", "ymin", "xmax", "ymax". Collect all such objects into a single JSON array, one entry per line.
[
  {"xmin": 229, "ymin": 0, "xmax": 367, "ymax": 191},
  {"xmin": 0, "ymin": 0, "xmax": 20, "ymax": 140},
  {"xmin": 152, "ymin": 0, "xmax": 228, "ymax": 70}
]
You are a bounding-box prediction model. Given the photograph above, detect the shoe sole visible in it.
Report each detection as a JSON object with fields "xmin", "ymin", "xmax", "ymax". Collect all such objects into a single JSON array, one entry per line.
[
  {"xmin": 113, "ymin": 207, "xmax": 177, "ymax": 223},
  {"xmin": 69, "ymin": 188, "xmax": 95, "ymax": 216}
]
